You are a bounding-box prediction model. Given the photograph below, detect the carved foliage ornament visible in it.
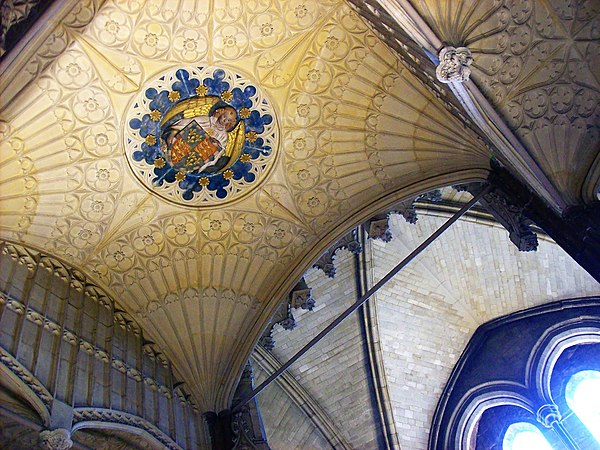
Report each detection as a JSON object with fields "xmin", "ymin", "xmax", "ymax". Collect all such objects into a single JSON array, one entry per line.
[
  {"xmin": 39, "ymin": 429, "xmax": 73, "ymax": 450},
  {"xmin": 125, "ymin": 67, "xmax": 278, "ymax": 207},
  {"xmin": 436, "ymin": 46, "xmax": 473, "ymax": 83}
]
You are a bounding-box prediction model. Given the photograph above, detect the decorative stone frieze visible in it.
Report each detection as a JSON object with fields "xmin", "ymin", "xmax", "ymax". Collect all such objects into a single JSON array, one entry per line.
[
  {"xmin": 259, "ymin": 277, "xmax": 318, "ymax": 351},
  {"xmin": 0, "ymin": 289, "xmax": 173, "ymax": 400},
  {"xmin": 365, "ymin": 189, "xmax": 443, "ymax": 242},
  {"xmin": 2, "ymin": 242, "xmax": 38, "ymax": 272},
  {"xmin": 484, "ymin": 190, "xmax": 538, "ymax": 252},
  {"xmin": 0, "ymin": 346, "xmax": 53, "ymax": 408},
  {"xmin": 73, "ymin": 408, "xmax": 181, "ymax": 450},
  {"xmin": 39, "ymin": 428, "xmax": 73, "ymax": 450},
  {"xmin": 367, "ymin": 214, "xmax": 393, "ymax": 242},
  {"xmin": 435, "ymin": 46, "xmax": 473, "ymax": 83},
  {"xmin": 259, "ymin": 302, "xmax": 296, "ymax": 351},
  {"xmin": 313, "ymin": 229, "xmax": 362, "ymax": 278}
]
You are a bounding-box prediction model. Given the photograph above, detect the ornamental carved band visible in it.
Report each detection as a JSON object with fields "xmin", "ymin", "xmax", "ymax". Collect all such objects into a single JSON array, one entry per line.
[{"xmin": 436, "ymin": 46, "xmax": 473, "ymax": 84}]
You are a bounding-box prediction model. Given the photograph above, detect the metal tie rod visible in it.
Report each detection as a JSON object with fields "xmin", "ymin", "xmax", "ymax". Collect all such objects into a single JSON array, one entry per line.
[{"xmin": 233, "ymin": 184, "xmax": 491, "ymax": 412}]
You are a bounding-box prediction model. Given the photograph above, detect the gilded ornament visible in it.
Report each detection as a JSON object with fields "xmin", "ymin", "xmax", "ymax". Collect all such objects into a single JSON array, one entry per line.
[
  {"xmin": 221, "ymin": 90, "xmax": 233, "ymax": 102},
  {"xmin": 196, "ymin": 85, "xmax": 208, "ymax": 96},
  {"xmin": 199, "ymin": 177, "xmax": 210, "ymax": 186},
  {"xmin": 240, "ymin": 154, "xmax": 251, "ymax": 163},
  {"xmin": 154, "ymin": 157, "xmax": 166, "ymax": 168},
  {"xmin": 175, "ymin": 170, "xmax": 187, "ymax": 181},
  {"xmin": 145, "ymin": 134, "xmax": 157, "ymax": 145},
  {"xmin": 168, "ymin": 90, "xmax": 181, "ymax": 102},
  {"xmin": 246, "ymin": 131, "xmax": 258, "ymax": 142},
  {"xmin": 239, "ymin": 107, "xmax": 251, "ymax": 118},
  {"xmin": 223, "ymin": 169, "xmax": 234, "ymax": 180},
  {"xmin": 150, "ymin": 110, "xmax": 162, "ymax": 121}
]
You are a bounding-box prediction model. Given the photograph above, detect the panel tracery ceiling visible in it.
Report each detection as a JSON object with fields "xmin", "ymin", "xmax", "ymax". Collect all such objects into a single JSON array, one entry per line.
[
  {"xmin": 0, "ymin": 0, "xmax": 491, "ymax": 411},
  {"xmin": 409, "ymin": 0, "xmax": 600, "ymax": 205}
]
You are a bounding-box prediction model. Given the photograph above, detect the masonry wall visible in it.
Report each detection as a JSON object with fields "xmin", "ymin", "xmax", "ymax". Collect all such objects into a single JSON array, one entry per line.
[
  {"xmin": 254, "ymin": 362, "xmax": 331, "ymax": 449},
  {"xmin": 370, "ymin": 213, "xmax": 600, "ymax": 450},
  {"xmin": 267, "ymin": 249, "xmax": 383, "ymax": 449},
  {"xmin": 0, "ymin": 240, "xmax": 204, "ymax": 449}
]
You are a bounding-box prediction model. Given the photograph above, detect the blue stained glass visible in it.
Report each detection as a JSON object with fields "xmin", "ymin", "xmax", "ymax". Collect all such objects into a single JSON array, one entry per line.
[
  {"xmin": 566, "ymin": 370, "xmax": 600, "ymax": 444},
  {"xmin": 503, "ymin": 422, "xmax": 553, "ymax": 450}
]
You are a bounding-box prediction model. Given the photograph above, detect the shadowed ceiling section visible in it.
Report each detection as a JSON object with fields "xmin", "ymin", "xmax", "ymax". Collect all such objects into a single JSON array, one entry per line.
[
  {"xmin": 408, "ymin": 0, "xmax": 600, "ymax": 205},
  {"xmin": 0, "ymin": 0, "xmax": 491, "ymax": 412}
]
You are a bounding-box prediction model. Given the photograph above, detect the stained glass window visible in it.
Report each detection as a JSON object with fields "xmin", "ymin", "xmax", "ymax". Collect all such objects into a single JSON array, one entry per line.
[
  {"xmin": 565, "ymin": 370, "xmax": 600, "ymax": 444},
  {"xmin": 503, "ymin": 422, "xmax": 553, "ymax": 450}
]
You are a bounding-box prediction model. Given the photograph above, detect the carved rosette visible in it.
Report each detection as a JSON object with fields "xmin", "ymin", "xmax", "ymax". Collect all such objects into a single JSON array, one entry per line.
[
  {"xmin": 436, "ymin": 46, "xmax": 473, "ymax": 83},
  {"xmin": 124, "ymin": 66, "xmax": 279, "ymax": 207},
  {"xmin": 39, "ymin": 429, "xmax": 73, "ymax": 450}
]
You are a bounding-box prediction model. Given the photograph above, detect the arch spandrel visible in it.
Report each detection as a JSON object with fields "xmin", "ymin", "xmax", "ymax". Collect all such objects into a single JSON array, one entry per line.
[{"xmin": 0, "ymin": 0, "xmax": 491, "ymax": 412}]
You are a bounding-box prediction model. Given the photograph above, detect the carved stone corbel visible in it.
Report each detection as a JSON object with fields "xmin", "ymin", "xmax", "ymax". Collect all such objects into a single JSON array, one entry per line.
[
  {"xmin": 453, "ymin": 182, "xmax": 538, "ymax": 252},
  {"xmin": 366, "ymin": 214, "xmax": 393, "ymax": 242},
  {"xmin": 289, "ymin": 277, "xmax": 314, "ymax": 311},
  {"xmin": 313, "ymin": 229, "xmax": 362, "ymax": 278},
  {"xmin": 259, "ymin": 302, "xmax": 296, "ymax": 351},
  {"xmin": 365, "ymin": 189, "xmax": 442, "ymax": 242},
  {"xmin": 39, "ymin": 429, "xmax": 73, "ymax": 450}
]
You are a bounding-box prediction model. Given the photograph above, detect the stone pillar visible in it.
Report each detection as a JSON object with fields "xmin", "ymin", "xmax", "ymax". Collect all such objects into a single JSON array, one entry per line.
[
  {"xmin": 39, "ymin": 428, "xmax": 73, "ymax": 450},
  {"xmin": 204, "ymin": 410, "xmax": 235, "ymax": 450}
]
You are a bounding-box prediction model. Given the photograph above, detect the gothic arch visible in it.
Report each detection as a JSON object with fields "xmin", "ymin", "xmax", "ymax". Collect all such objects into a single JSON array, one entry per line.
[
  {"xmin": 430, "ymin": 296, "xmax": 600, "ymax": 450},
  {"xmin": 71, "ymin": 408, "xmax": 183, "ymax": 450},
  {"xmin": 0, "ymin": 348, "xmax": 51, "ymax": 427}
]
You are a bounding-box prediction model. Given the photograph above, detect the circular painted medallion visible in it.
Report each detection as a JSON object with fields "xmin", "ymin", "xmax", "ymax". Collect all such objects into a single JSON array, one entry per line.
[{"xmin": 124, "ymin": 67, "xmax": 278, "ymax": 207}]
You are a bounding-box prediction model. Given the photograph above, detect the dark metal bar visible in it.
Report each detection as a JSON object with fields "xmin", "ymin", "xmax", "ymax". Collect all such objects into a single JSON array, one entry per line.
[{"xmin": 232, "ymin": 184, "xmax": 491, "ymax": 412}]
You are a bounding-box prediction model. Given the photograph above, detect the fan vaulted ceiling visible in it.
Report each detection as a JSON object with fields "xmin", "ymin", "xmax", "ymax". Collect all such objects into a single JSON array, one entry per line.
[
  {"xmin": 407, "ymin": 0, "xmax": 600, "ymax": 205},
  {"xmin": 1, "ymin": 0, "xmax": 495, "ymax": 414}
]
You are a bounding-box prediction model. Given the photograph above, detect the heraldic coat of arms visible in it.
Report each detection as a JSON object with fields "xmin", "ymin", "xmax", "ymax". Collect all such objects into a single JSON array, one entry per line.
[
  {"xmin": 126, "ymin": 67, "xmax": 277, "ymax": 206},
  {"xmin": 160, "ymin": 96, "xmax": 245, "ymax": 175}
]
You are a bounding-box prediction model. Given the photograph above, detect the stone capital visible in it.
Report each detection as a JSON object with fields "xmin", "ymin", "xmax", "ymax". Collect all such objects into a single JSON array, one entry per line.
[{"xmin": 536, "ymin": 403, "xmax": 561, "ymax": 428}]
